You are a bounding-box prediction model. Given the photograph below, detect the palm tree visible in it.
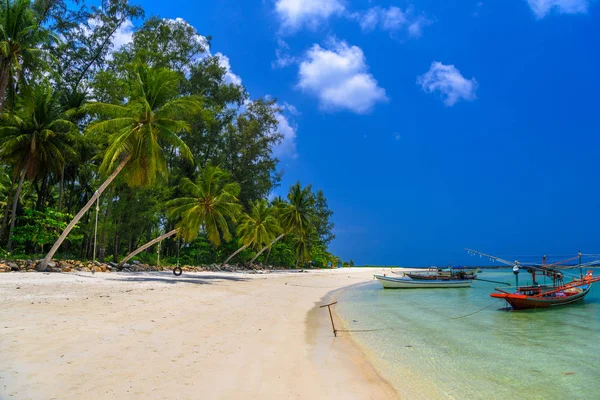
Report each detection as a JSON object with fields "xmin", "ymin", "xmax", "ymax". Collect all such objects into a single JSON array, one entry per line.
[
  {"xmin": 168, "ymin": 165, "xmax": 242, "ymax": 245},
  {"xmin": 39, "ymin": 66, "xmax": 201, "ymax": 269},
  {"xmin": 0, "ymin": 84, "xmax": 77, "ymax": 250},
  {"xmin": 221, "ymin": 199, "xmax": 281, "ymax": 266},
  {"xmin": 0, "ymin": 0, "xmax": 58, "ymax": 113},
  {"xmin": 118, "ymin": 165, "xmax": 241, "ymax": 267},
  {"xmin": 292, "ymin": 234, "xmax": 311, "ymax": 267},
  {"xmin": 249, "ymin": 182, "xmax": 315, "ymax": 265}
]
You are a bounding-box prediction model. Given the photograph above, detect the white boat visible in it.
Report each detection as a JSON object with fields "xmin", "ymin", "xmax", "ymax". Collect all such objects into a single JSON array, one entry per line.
[{"xmin": 374, "ymin": 274, "xmax": 472, "ymax": 289}]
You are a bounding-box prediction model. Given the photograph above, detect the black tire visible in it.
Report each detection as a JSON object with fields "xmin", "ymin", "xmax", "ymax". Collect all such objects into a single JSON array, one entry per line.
[{"xmin": 173, "ymin": 267, "xmax": 182, "ymax": 276}]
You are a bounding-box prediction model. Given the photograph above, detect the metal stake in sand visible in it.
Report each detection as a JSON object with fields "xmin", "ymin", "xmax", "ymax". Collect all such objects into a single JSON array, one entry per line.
[{"xmin": 320, "ymin": 302, "xmax": 338, "ymax": 337}]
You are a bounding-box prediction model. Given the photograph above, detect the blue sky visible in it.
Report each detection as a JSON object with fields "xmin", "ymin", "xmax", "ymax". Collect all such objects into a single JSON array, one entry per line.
[{"xmin": 131, "ymin": 0, "xmax": 600, "ymax": 266}]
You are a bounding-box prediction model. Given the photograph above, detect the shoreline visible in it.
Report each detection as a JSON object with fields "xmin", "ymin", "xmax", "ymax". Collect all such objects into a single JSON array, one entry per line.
[
  {"xmin": 322, "ymin": 269, "xmax": 447, "ymax": 400},
  {"xmin": 1, "ymin": 268, "xmax": 399, "ymax": 399},
  {"xmin": 306, "ymin": 280, "xmax": 399, "ymax": 399}
]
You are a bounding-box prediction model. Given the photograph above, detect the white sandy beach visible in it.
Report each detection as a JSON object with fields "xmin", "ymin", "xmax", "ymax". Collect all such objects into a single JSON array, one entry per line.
[{"xmin": 0, "ymin": 268, "xmax": 400, "ymax": 399}]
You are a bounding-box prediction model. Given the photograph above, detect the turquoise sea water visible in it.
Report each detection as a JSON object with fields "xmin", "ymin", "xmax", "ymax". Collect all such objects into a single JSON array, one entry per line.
[{"xmin": 335, "ymin": 269, "xmax": 600, "ymax": 400}]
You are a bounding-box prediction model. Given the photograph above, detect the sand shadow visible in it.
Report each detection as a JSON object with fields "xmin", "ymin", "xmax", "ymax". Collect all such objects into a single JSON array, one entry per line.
[{"xmin": 109, "ymin": 271, "xmax": 249, "ymax": 285}]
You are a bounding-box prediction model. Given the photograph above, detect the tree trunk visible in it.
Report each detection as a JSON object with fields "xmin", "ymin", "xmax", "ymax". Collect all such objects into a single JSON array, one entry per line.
[
  {"xmin": 58, "ymin": 166, "xmax": 65, "ymax": 212},
  {"xmin": 118, "ymin": 229, "xmax": 179, "ymax": 267},
  {"xmin": 36, "ymin": 173, "xmax": 48, "ymax": 211},
  {"xmin": 38, "ymin": 155, "xmax": 131, "ymax": 270},
  {"xmin": 0, "ymin": 173, "xmax": 17, "ymax": 241},
  {"xmin": 7, "ymin": 169, "xmax": 26, "ymax": 252},
  {"xmin": 113, "ymin": 215, "xmax": 119, "ymax": 263},
  {"xmin": 67, "ymin": 176, "xmax": 75, "ymax": 215},
  {"xmin": 0, "ymin": 59, "xmax": 10, "ymax": 115},
  {"xmin": 221, "ymin": 243, "xmax": 250, "ymax": 267},
  {"xmin": 249, "ymin": 233, "xmax": 285, "ymax": 265}
]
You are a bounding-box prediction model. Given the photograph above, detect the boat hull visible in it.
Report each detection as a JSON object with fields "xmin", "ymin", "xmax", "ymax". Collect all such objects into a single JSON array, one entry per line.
[
  {"xmin": 374, "ymin": 275, "xmax": 472, "ymax": 289},
  {"xmin": 491, "ymin": 285, "xmax": 591, "ymax": 310},
  {"xmin": 406, "ymin": 273, "xmax": 477, "ymax": 281}
]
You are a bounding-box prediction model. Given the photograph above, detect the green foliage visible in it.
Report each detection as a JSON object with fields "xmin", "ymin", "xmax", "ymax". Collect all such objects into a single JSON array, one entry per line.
[
  {"xmin": 237, "ymin": 199, "xmax": 281, "ymax": 250},
  {"xmin": 264, "ymin": 242, "xmax": 295, "ymax": 268},
  {"xmin": 178, "ymin": 235, "xmax": 218, "ymax": 265},
  {"xmin": 113, "ymin": 16, "xmax": 209, "ymax": 74},
  {"xmin": 0, "ymin": 0, "xmax": 59, "ymax": 111},
  {"xmin": 85, "ymin": 66, "xmax": 199, "ymax": 187},
  {"xmin": 167, "ymin": 165, "xmax": 242, "ymax": 245},
  {"xmin": 12, "ymin": 207, "xmax": 81, "ymax": 250},
  {"xmin": 0, "ymin": 84, "xmax": 78, "ymax": 179},
  {"xmin": 0, "ymin": 0, "xmax": 338, "ymax": 268}
]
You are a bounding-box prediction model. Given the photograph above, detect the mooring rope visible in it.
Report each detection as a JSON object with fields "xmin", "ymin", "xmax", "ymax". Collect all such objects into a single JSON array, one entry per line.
[{"xmin": 450, "ymin": 299, "xmax": 503, "ymax": 320}]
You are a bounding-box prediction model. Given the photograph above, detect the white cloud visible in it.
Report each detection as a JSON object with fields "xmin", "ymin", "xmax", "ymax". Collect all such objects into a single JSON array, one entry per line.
[
  {"xmin": 527, "ymin": 0, "xmax": 589, "ymax": 18},
  {"xmin": 353, "ymin": 6, "xmax": 431, "ymax": 38},
  {"xmin": 297, "ymin": 39, "xmax": 387, "ymax": 114},
  {"xmin": 275, "ymin": 0, "xmax": 345, "ymax": 32},
  {"xmin": 111, "ymin": 19, "xmax": 135, "ymax": 50},
  {"xmin": 281, "ymin": 102, "xmax": 300, "ymax": 116},
  {"xmin": 417, "ymin": 62, "xmax": 478, "ymax": 106},
  {"xmin": 273, "ymin": 38, "xmax": 299, "ymax": 68},
  {"xmin": 215, "ymin": 52, "xmax": 242, "ymax": 86},
  {"xmin": 274, "ymin": 112, "xmax": 298, "ymax": 159}
]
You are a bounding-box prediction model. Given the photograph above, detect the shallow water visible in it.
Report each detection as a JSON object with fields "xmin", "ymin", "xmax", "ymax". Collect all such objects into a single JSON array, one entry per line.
[{"xmin": 335, "ymin": 269, "xmax": 600, "ymax": 400}]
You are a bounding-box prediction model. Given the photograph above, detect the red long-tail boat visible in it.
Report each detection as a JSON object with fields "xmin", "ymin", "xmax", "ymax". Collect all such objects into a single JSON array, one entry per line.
[
  {"xmin": 466, "ymin": 249, "xmax": 600, "ymax": 311},
  {"xmin": 491, "ymin": 270, "xmax": 600, "ymax": 310}
]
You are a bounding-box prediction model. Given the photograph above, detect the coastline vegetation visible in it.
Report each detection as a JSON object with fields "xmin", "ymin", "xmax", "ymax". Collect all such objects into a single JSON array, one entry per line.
[{"xmin": 0, "ymin": 0, "xmax": 338, "ymax": 269}]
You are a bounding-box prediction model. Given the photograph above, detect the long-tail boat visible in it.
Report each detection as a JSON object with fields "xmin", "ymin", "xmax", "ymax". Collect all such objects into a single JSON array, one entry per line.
[
  {"xmin": 466, "ymin": 249, "xmax": 600, "ymax": 310},
  {"xmin": 374, "ymin": 274, "xmax": 472, "ymax": 288},
  {"xmin": 403, "ymin": 266, "xmax": 478, "ymax": 281}
]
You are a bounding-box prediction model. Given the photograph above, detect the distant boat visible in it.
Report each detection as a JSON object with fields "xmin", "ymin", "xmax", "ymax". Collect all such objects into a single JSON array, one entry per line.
[
  {"xmin": 403, "ymin": 267, "xmax": 478, "ymax": 281},
  {"xmin": 374, "ymin": 274, "xmax": 472, "ymax": 289}
]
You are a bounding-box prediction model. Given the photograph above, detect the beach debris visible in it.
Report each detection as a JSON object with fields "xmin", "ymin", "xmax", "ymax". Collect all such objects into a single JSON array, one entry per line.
[
  {"xmin": 0, "ymin": 259, "xmax": 309, "ymax": 275},
  {"xmin": 563, "ymin": 372, "xmax": 576, "ymax": 375},
  {"xmin": 320, "ymin": 301, "xmax": 338, "ymax": 337}
]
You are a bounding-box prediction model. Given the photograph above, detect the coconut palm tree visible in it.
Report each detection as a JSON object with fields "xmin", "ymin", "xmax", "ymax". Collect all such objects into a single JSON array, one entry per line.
[
  {"xmin": 221, "ymin": 199, "xmax": 281, "ymax": 266},
  {"xmin": 168, "ymin": 165, "xmax": 242, "ymax": 245},
  {"xmin": 249, "ymin": 182, "xmax": 315, "ymax": 265},
  {"xmin": 0, "ymin": 84, "xmax": 77, "ymax": 250},
  {"xmin": 39, "ymin": 66, "xmax": 201, "ymax": 270},
  {"xmin": 118, "ymin": 165, "xmax": 241, "ymax": 267},
  {"xmin": 0, "ymin": 0, "xmax": 58, "ymax": 113}
]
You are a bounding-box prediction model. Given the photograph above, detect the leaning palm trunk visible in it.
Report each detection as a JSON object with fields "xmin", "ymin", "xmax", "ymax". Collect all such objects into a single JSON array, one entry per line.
[
  {"xmin": 118, "ymin": 229, "xmax": 179, "ymax": 268},
  {"xmin": 7, "ymin": 168, "xmax": 26, "ymax": 251},
  {"xmin": 38, "ymin": 155, "xmax": 131, "ymax": 270},
  {"xmin": 221, "ymin": 243, "xmax": 250, "ymax": 267},
  {"xmin": 249, "ymin": 233, "xmax": 285, "ymax": 265}
]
